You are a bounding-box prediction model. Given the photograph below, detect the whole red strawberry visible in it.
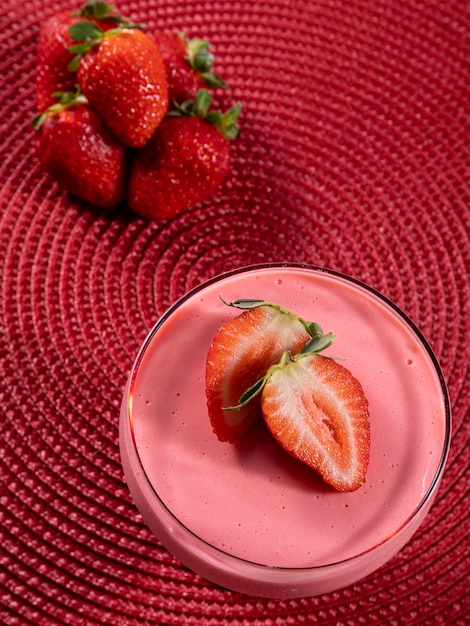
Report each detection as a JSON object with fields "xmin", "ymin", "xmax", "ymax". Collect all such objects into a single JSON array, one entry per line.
[
  {"xmin": 127, "ymin": 89, "xmax": 241, "ymax": 220},
  {"xmin": 68, "ymin": 22, "xmax": 169, "ymax": 148},
  {"xmin": 35, "ymin": 1, "xmax": 124, "ymax": 111},
  {"xmin": 153, "ymin": 32, "xmax": 226, "ymax": 103},
  {"xmin": 33, "ymin": 91, "xmax": 128, "ymax": 207}
]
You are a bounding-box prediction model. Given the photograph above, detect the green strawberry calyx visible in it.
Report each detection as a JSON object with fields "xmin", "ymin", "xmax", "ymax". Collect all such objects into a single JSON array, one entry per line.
[
  {"xmin": 74, "ymin": 0, "xmax": 129, "ymax": 23},
  {"xmin": 178, "ymin": 32, "xmax": 227, "ymax": 90},
  {"xmin": 167, "ymin": 89, "xmax": 242, "ymax": 139},
  {"xmin": 67, "ymin": 19, "xmax": 146, "ymax": 71},
  {"xmin": 31, "ymin": 88, "xmax": 88, "ymax": 129}
]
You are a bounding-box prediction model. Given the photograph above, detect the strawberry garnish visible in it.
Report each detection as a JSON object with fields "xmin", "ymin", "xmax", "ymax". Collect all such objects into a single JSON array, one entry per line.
[
  {"xmin": 153, "ymin": 32, "xmax": 227, "ymax": 104},
  {"xmin": 68, "ymin": 20, "xmax": 168, "ymax": 148},
  {"xmin": 228, "ymin": 343, "xmax": 370, "ymax": 492},
  {"xmin": 205, "ymin": 298, "xmax": 335, "ymax": 443},
  {"xmin": 127, "ymin": 89, "xmax": 241, "ymax": 220},
  {"xmin": 33, "ymin": 90, "xmax": 128, "ymax": 208}
]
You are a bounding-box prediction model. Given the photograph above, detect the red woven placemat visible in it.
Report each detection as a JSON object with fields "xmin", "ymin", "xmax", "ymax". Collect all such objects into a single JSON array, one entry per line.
[{"xmin": 1, "ymin": 0, "xmax": 469, "ymax": 624}]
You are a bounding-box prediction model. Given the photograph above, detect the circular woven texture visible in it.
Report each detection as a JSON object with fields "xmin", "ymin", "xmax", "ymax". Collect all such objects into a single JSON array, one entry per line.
[{"xmin": 1, "ymin": 0, "xmax": 469, "ymax": 624}]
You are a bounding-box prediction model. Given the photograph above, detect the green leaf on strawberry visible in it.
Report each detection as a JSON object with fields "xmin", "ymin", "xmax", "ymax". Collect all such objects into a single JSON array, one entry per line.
[
  {"xmin": 168, "ymin": 88, "xmax": 241, "ymax": 139},
  {"xmin": 76, "ymin": 1, "xmax": 124, "ymax": 22},
  {"xmin": 181, "ymin": 33, "xmax": 227, "ymax": 90},
  {"xmin": 32, "ymin": 88, "xmax": 88, "ymax": 128},
  {"xmin": 77, "ymin": 1, "xmax": 114, "ymax": 19},
  {"xmin": 153, "ymin": 31, "xmax": 227, "ymax": 105},
  {"xmin": 69, "ymin": 20, "xmax": 103, "ymax": 41}
]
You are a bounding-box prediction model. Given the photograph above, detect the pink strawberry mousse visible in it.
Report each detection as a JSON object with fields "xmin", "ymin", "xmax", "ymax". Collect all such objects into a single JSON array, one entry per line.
[{"xmin": 120, "ymin": 264, "xmax": 450, "ymax": 598}]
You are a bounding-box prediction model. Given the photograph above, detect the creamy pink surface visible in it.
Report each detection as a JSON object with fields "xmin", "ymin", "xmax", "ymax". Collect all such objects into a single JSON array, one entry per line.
[{"xmin": 128, "ymin": 267, "xmax": 448, "ymax": 568}]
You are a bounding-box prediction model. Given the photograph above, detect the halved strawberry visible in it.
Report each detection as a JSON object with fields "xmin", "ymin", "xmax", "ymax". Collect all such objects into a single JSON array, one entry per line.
[
  {"xmin": 231, "ymin": 349, "xmax": 370, "ymax": 491},
  {"xmin": 205, "ymin": 299, "xmax": 335, "ymax": 443}
]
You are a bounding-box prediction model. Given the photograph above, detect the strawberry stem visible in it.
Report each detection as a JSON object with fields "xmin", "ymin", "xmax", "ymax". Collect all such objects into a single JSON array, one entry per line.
[
  {"xmin": 74, "ymin": 1, "xmax": 115, "ymax": 20},
  {"xmin": 32, "ymin": 88, "xmax": 88, "ymax": 128},
  {"xmin": 224, "ymin": 350, "xmax": 294, "ymax": 411},
  {"xmin": 228, "ymin": 376, "xmax": 267, "ymax": 410},
  {"xmin": 74, "ymin": 0, "xmax": 145, "ymax": 26},
  {"xmin": 179, "ymin": 32, "xmax": 227, "ymax": 90},
  {"xmin": 167, "ymin": 89, "xmax": 241, "ymax": 140},
  {"xmin": 299, "ymin": 332, "xmax": 336, "ymax": 354}
]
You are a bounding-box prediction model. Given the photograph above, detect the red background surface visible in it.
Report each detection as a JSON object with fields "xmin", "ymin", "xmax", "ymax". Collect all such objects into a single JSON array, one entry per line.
[{"xmin": 1, "ymin": 0, "xmax": 469, "ymax": 623}]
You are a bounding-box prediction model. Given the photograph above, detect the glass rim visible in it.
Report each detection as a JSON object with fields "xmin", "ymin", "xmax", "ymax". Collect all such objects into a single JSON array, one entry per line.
[{"xmin": 125, "ymin": 262, "xmax": 452, "ymax": 574}]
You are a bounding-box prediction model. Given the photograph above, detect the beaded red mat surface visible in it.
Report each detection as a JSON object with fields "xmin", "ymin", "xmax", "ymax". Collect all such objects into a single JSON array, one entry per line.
[{"xmin": 1, "ymin": 0, "xmax": 469, "ymax": 624}]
